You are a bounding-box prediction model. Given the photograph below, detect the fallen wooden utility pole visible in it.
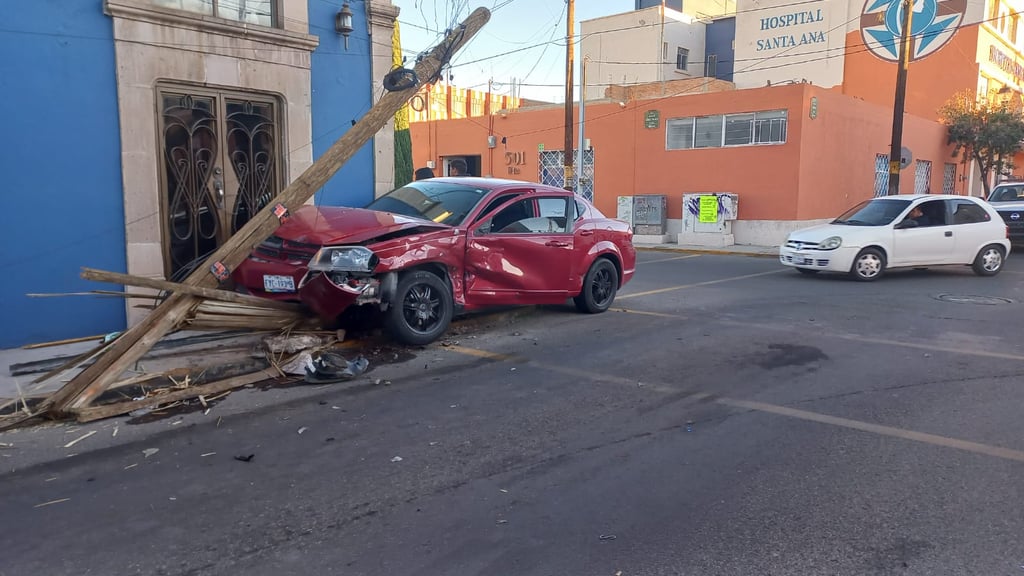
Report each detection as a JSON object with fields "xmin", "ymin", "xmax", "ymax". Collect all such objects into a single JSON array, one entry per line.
[
  {"xmin": 80, "ymin": 268, "xmax": 302, "ymax": 312},
  {"xmin": 39, "ymin": 8, "xmax": 491, "ymax": 417}
]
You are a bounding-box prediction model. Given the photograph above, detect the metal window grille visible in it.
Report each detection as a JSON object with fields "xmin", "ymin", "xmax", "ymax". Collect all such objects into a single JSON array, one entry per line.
[
  {"xmin": 538, "ymin": 149, "xmax": 595, "ymax": 201},
  {"xmin": 914, "ymin": 160, "xmax": 932, "ymax": 194},
  {"xmin": 942, "ymin": 163, "xmax": 957, "ymax": 194},
  {"xmin": 874, "ymin": 154, "xmax": 890, "ymax": 197}
]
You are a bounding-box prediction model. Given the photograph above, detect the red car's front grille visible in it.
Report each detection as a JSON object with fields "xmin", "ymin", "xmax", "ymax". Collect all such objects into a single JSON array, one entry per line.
[{"xmin": 254, "ymin": 235, "xmax": 320, "ymax": 262}]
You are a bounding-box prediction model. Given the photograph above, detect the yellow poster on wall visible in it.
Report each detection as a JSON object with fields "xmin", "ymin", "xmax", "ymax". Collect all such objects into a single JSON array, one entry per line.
[{"xmin": 699, "ymin": 195, "xmax": 718, "ymax": 223}]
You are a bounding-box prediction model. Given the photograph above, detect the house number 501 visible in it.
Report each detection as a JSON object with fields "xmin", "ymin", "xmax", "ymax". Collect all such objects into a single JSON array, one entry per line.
[{"xmin": 505, "ymin": 152, "xmax": 526, "ymax": 165}]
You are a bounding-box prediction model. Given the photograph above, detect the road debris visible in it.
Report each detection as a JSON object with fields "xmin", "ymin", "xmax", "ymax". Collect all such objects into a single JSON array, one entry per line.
[
  {"xmin": 599, "ymin": 534, "xmax": 617, "ymax": 541},
  {"xmin": 112, "ymin": 427, "xmax": 118, "ymax": 438},
  {"xmin": 391, "ymin": 456, "xmax": 403, "ymax": 463},
  {"xmin": 124, "ymin": 463, "xmax": 138, "ymax": 470},
  {"xmin": 34, "ymin": 498, "xmax": 71, "ymax": 508},
  {"xmin": 234, "ymin": 454, "xmax": 255, "ymax": 463},
  {"xmin": 63, "ymin": 430, "xmax": 97, "ymax": 448},
  {"xmin": 496, "ymin": 519, "xmax": 508, "ymax": 524},
  {"xmin": 142, "ymin": 448, "xmax": 159, "ymax": 458},
  {"xmin": 297, "ymin": 427, "xmax": 308, "ymax": 435},
  {"xmin": 201, "ymin": 452, "xmax": 217, "ymax": 457},
  {"xmin": 304, "ymin": 351, "xmax": 369, "ymax": 384}
]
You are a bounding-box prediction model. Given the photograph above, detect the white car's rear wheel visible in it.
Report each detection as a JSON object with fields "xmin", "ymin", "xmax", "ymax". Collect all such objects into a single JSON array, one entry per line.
[{"xmin": 972, "ymin": 245, "xmax": 1005, "ymax": 276}]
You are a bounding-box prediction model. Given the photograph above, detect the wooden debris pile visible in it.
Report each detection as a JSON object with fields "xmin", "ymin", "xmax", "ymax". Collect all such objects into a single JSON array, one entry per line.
[{"xmin": 0, "ymin": 9, "xmax": 489, "ymax": 431}]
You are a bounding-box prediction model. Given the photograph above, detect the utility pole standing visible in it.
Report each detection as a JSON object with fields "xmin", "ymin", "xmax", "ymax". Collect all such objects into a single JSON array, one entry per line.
[
  {"xmin": 887, "ymin": 0, "xmax": 914, "ymax": 195},
  {"xmin": 563, "ymin": 0, "xmax": 575, "ymax": 191}
]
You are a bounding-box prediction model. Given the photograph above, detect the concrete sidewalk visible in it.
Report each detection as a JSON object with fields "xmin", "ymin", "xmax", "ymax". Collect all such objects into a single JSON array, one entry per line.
[{"xmin": 634, "ymin": 242, "xmax": 778, "ymax": 257}]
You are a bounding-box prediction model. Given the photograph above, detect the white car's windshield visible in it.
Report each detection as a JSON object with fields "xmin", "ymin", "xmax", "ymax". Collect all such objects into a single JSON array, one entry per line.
[
  {"xmin": 832, "ymin": 199, "xmax": 912, "ymax": 226},
  {"xmin": 988, "ymin": 186, "xmax": 1024, "ymax": 202}
]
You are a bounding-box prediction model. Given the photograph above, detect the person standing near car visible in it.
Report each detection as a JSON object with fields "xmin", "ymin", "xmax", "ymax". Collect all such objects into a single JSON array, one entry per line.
[{"xmin": 414, "ymin": 167, "xmax": 435, "ymax": 180}]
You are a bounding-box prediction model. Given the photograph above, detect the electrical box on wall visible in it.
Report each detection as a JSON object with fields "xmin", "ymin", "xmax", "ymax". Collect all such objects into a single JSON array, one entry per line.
[{"xmin": 487, "ymin": 135, "xmax": 497, "ymax": 148}]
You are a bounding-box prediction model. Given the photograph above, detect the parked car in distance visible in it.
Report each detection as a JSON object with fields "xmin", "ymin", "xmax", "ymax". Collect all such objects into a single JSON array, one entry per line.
[
  {"xmin": 234, "ymin": 178, "xmax": 636, "ymax": 344},
  {"xmin": 780, "ymin": 194, "xmax": 1011, "ymax": 281},
  {"xmin": 986, "ymin": 182, "xmax": 1024, "ymax": 243}
]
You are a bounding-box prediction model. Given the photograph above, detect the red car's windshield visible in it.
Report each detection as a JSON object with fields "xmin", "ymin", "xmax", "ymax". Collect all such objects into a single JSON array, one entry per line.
[{"xmin": 365, "ymin": 181, "xmax": 490, "ymax": 226}]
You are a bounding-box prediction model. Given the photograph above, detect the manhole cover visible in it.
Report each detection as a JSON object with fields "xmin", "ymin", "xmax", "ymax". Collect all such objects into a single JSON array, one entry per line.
[{"xmin": 933, "ymin": 294, "xmax": 1014, "ymax": 305}]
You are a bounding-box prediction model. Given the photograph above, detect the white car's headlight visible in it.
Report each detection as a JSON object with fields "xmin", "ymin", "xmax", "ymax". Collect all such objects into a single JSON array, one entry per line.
[
  {"xmin": 308, "ymin": 246, "xmax": 378, "ymax": 272},
  {"xmin": 819, "ymin": 236, "xmax": 842, "ymax": 250}
]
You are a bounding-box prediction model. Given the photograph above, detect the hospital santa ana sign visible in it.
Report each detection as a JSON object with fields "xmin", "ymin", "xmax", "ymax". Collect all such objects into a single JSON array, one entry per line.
[
  {"xmin": 860, "ymin": 0, "xmax": 967, "ymax": 62},
  {"xmin": 756, "ymin": 7, "xmax": 827, "ymax": 51}
]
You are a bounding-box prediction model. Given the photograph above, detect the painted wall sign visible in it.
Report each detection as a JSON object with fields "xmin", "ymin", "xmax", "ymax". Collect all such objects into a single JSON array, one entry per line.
[
  {"xmin": 860, "ymin": 0, "xmax": 966, "ymax": 62},
  {"xmin": 990, "ymin": 45, "xmax": 1024, "ymax": 84},
  {"xmin": 756, "ymin": 8, "xmax": 827, "ymax": 51},
  {"xmin": 644, "ymin": 110, "xmax": 660, "ymax": 129},
  {"xmin": 505, "ymin": 151, "xmax": 526, "ymax": 175}
]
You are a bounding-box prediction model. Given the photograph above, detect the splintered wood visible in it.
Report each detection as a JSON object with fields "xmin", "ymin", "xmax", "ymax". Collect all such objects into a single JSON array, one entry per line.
[{"xmin": 4, "ymin": 9, "xmax": 491, "ymax": 429}]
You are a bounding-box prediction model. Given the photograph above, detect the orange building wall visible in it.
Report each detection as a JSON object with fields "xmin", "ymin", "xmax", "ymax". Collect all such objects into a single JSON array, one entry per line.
[
  {"xmin": 840, "ymin": 27, "xmax": 981, "ymax": 121},
  {"xmin": 412, "ymin": 85, "xmax": 808, "ymax": 221},
  {"xmin": 410, "ymin": 84, "xmax": 960, "ymax": 223},
  {"xmin": 798, "ymin": 86, "xmax": 960, "ymax": 220}
]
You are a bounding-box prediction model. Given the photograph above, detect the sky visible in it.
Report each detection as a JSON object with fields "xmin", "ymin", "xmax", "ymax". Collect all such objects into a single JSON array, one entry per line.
[{"xmin": 392, "ymin": 0, "xmax": 634, "ymax": 102}]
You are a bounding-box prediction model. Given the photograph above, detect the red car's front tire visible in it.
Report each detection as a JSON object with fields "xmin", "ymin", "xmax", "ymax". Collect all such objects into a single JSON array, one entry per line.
[{"xmin": 384, "ymin": 270, "xmax": 454, "ymax": 345}]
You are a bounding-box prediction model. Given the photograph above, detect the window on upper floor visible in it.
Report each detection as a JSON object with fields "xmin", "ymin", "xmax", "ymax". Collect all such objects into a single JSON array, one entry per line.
[
  {"xmin": 705, "ymin": 54, "xmax": 718, "ymax": 78},
  {"xmin": 151, "ymin": 0, "xmax": 277, "ymax": 28},
  {"xmin": 676, "ymin": 47, "xmax": 689, "ymax": 72},
  {"xmin": 666, "ymin": 110, "xmax": 788, "ymax": 150}
]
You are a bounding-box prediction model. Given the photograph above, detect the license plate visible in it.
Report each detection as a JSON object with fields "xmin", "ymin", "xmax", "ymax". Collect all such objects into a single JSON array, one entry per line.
[{"xmin": 263, "ymin": 275, "xmax": 295, "ymax": 293}]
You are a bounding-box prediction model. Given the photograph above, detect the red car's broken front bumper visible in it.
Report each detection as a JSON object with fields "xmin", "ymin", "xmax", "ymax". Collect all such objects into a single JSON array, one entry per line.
[{"xmin": 297, "ymin": 272, "xmax": 365, "ymax": 319}]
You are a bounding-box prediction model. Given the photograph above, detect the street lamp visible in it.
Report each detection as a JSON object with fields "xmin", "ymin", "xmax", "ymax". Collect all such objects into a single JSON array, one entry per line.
[{"xmin": 335, "ymin": 3, "xmax": 354, "ymax": 50}]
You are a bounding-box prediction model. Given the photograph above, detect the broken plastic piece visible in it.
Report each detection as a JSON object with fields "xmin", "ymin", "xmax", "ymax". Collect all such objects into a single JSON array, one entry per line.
[
  {"xmin": 303, "ymin": 351, "xmax": 369, "ymax": 384},
  {"xmin": 209, "ymin": 261, "xmax": 231, "ymax": 281}
]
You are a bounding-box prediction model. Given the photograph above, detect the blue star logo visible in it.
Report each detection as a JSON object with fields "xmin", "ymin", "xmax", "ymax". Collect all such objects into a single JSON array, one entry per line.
[{"xmin": 860, "ymin": 0, "xmax": 966, "ymax": 62}]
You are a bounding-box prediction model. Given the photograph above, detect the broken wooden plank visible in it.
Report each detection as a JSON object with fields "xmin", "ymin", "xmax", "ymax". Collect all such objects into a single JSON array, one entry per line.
[
  {"xmin": 74, "ymin": 369, "xmax": 279, "ymax": 423},
  {"xmin": 44, "ymin": 9, "xmax": 492, "ymax": 415},
  {"xmin": 80, "ymin": 268, "xmax": 302, "ymax": 312},
  {"xmin": 21, "ymin": 334, "xmax": 105, "ymax": 349}
]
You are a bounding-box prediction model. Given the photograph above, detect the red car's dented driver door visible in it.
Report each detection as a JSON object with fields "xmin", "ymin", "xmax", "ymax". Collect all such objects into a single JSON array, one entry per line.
[{"xmin": 463, "ymin": 193, "xmax": 574, "ymax": 306}]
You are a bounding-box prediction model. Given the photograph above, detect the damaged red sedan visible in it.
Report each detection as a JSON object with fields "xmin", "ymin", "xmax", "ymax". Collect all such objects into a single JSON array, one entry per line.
[{"xmin": 234, "ymin": 178, "xmax": 636, "ymax": 345}]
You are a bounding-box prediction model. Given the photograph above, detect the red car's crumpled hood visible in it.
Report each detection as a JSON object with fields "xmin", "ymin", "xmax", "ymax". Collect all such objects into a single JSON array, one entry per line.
[{"xmin": 275, "ymin": 205, "xmax": 449, "ymax": 245}]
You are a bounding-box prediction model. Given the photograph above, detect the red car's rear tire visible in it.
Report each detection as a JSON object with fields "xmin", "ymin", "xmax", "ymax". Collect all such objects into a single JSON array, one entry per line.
[{"xmin": 574, "ymin": 258, "xmax": 619, "ymax": 314}]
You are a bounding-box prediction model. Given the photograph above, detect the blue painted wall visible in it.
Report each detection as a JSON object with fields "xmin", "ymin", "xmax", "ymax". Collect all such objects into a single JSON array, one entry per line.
[
  {"xmin": 0, "ymin": 0, "xmax": 126, "ymax": 348},
  {"xmin": 308, "ymin": 0, "xmax": 377, "ymax": 208},
  {"xmin": 705, "ymin": 17, "xmax": 736, "ymax": 82}
]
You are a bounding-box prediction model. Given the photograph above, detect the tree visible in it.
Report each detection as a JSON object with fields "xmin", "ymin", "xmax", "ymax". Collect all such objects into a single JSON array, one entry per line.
[{"xmin": 939, "ymin": 90, "xmax": 1024, "ymax": 197}]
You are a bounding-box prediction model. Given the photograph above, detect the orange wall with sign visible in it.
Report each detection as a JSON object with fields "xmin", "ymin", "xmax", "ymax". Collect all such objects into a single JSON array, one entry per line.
[
  {"xmin": 410, "ymin": 83, "xmax": 959, "ymax": 223},
  {"xmin": 840, "ymin": 27, "xmax": 981, "ymax": 121}
]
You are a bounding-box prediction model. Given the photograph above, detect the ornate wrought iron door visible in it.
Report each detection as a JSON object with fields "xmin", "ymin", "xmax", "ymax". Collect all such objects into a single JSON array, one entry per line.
[{"xmin": 158, "ymin": 88, "xmax": 282, "ymax": 278}]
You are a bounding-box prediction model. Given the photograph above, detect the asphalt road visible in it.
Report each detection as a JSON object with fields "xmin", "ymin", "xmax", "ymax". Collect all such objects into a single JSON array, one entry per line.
[{"xmin": 4, "ymin": 250, "xmax": 1024, "ymax": 575}]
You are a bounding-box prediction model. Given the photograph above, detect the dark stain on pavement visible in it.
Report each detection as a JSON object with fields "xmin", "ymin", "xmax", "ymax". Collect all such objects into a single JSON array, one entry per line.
[{"xmin": 755, "ymin": 343, "xmax": 828, "ymax": 369}]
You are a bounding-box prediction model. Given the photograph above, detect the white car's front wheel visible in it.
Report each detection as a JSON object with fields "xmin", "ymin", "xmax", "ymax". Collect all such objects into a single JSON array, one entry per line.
[
  {"xmin": 850, "ymin": 248, "xmax": 886, "ymax": 282},
  {"xmin": 972, "ymin": 245, "xmax": 1005, "ymax": 277}
]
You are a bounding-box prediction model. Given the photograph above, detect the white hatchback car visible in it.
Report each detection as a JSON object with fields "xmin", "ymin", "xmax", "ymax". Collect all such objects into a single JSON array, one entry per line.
[{"xmin": 780, "ymin": 194, "xmax": 1011, "ymax": 281}]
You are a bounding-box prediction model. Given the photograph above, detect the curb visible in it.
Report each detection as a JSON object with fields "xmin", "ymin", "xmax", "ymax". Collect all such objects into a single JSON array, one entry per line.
[{"xmin": 635, "ymin": 246, "xmax": 778, "ymax": 259}]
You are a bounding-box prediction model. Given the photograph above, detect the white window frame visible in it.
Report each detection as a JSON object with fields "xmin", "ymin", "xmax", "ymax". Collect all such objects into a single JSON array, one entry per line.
[{"xmin": 666, "ymin": 109, "xmax": 788, "ymax": 150}]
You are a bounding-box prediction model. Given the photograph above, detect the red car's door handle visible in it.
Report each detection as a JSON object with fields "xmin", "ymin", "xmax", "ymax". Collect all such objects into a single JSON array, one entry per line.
[
  {"xmin": 579, "ymin": 229, "xmax": 594, "ymax": 236},
  {"xmin": 545, "ymin": 240, "xmax": 570, "ymax": 247}
]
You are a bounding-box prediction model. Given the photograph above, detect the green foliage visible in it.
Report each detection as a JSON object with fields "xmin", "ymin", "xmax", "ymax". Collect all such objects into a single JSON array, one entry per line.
[
  {"xmin": 394, "ymin": 128, "xmax": 414, "ymax": 189},
  {"xmin": 940, "ymin": 90, "xmax": 1024, "ymax": 196}
]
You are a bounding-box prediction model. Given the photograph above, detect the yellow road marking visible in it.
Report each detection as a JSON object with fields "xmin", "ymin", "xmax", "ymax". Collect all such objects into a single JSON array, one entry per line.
[
  {"xmin": 718, "ymin": 397, "xmax": 1024, "ymax": 463},
  {"xmin": 617, "ymin": 269, "xmax": 785, "ymax": 300},
  {"xmin": 639, "ymin": 254, "xmax": 702, "ymax": 265},
  {"xmin": 610, "ymin": 308, "xmax": 683, "ymax": 319},
  {"xmin": 445, "ymin": 345, "xmax": 520, "ymax": 362},
  {"xmin": 445, "ymin": 344, "xmax": 1024, "ymax": 464},
  {"xmin": 612, "ymin": 307, "xmax": 1024, "ymax": 363}
]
